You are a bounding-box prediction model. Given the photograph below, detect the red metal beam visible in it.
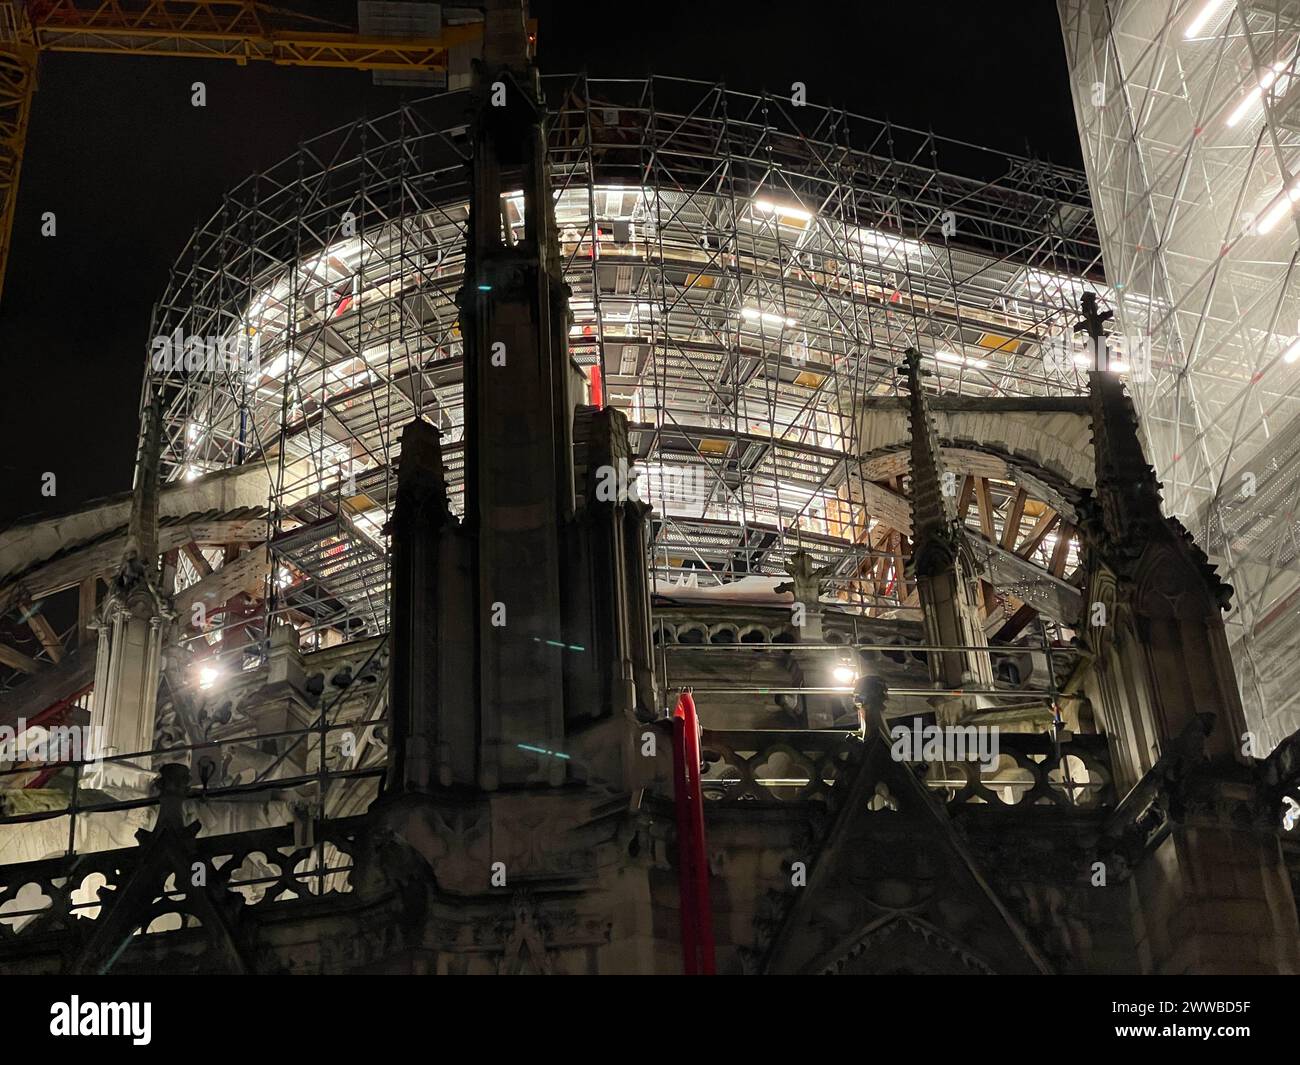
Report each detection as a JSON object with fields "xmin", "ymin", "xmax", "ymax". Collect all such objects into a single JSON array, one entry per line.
[
  {"xmin": 672, "ymin": 690, "xmax": 715, "ymax": 974},
  {"xmin": 670, "ymin": 700, "xmax": 698, "ymax": 973},
  {"xmin": 21, "ymin": 681, "xmax": 93, "ymax": 789}
]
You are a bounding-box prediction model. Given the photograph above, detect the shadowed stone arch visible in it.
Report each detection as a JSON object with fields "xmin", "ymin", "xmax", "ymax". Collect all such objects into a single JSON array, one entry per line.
[
  {"xmin": 822, "ymin": 914, "xmax": 999, "ymax": 975},
  {"xmin": 855, "ymin": 395, "xmax": 1094, "ymax": 498}
]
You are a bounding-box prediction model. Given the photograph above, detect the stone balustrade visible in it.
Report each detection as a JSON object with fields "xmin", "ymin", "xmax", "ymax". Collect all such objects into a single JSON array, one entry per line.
[{"xmin": 691, "ymin": 728, "xmax": 1112, "ymax": 808}]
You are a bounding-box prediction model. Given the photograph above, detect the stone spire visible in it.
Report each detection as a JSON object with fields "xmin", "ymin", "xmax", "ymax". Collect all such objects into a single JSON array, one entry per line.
[
  {"xmin": 1087, "ymin": 371, "xmax": 1192, "ymax": 564},
  {"xmin": 455, "ymin": 0, "xmax": 573, "ymax": 788},
  {"xmin": 900, "ymin": 348, "xmax": 957, "ymax": 571},
  {"xmin": 898, "ymin": 348, "xmax": 992, "ymax": 692},
  {"xmin": 384, "ymin": 418, "xmax": 455, "ymax": 794},
  {"xmin": 1080, "ymin": 368, "xmax": 1242, "ymax": 782},
  {"xmin": 376, "ymin": 0, "xmax": 654, "ymax": 799},
  {"xmin": 119, "ymin": 388, "xmax": 164, "ymax": 592},
  {"xmin": 1077, "ymin": 375, "xmax": 1292, "ymax": 978}
]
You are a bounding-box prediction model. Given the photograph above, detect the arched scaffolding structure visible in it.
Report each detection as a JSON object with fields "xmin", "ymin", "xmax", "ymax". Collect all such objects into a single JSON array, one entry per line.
[{"xmin": 143, "ymin": 75, "xmax": 1103, "ymax": 666}]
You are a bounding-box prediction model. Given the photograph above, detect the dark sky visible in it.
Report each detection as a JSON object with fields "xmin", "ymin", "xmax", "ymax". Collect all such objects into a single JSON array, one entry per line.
[{"xmin": 0, "ymin": 0, "xmax": 1080, "ymax": 528}]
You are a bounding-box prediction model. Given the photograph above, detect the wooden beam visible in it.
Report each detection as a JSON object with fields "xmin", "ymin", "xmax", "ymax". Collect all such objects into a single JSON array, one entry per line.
[
  {"xmin": 1000, "ymin": 487, "xmax": 1028, "ymax": 551},
  {"xmin": 869, "ymin": 524, "xmax": 893, "ymax": 599},
  {"xmin": 20, "ymin": 596, "xmax": 64, "ymax": 665},
  {"xmin": 1017, "ymin": 511, "xmax": 1060, "ymax": 557},
  {"xmin": 182, "ymin": 543, "xmax": 213, "ymax": 578},
  {"xmin": 843, "ymin": 475, "xmax": 912, "ymax": 537},
  {"xmin": 1049, "ymin": 524, "xmax": 1074, "ymax": 577},
  {"xmin": 890, "ymin": 531, "xmax": 906, "ymax": 601},
  {"xmin": 871, "ymin": 554, "xmax": 889, "ymax": 593},
  {"xmin": 980, "ymin": 579, "xmax": 999, "ymax": 618},
  {"xmin": 845, "ymin": 510, "xmax": 877, "ymax": 601},
  {"xmin": 974, "ymin": 477, "xmax": 996, "ymax": 540},
  {"xmin": 956, "ymin": 475, "xmax": 975, "ymax": 522},
  {"xmin": 994, "ymin": 602, "xmax": 1039, "ymax": 642},
  {"xmin": 0, "ymin": 643, "xmax": 42, "ymax": 674},
  {"xmin": 982, "ymin": 598, "xmax": 1010, "ymax": 636},
  {"xmin": 0, "ymin": 515, "xmax": 268, "ymax": 616},
  {"xmin": 853, "ymin": 511, "xmax": 875, "ymax": 546},
  {"xmin": 173, "ymin": 549, "xmax": 272, "ymax": 629},
  {"xmin": 861, "ymin": 446, "xmax": 1012, "ymax": 483}
]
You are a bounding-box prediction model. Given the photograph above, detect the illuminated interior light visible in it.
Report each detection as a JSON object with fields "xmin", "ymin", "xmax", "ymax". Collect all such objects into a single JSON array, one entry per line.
[
  {"xmin": 934, "ymin": 350, "xmax": 988, "ymax": 369},
  {"xmin": 1255, "ymin": 177, "xmax": 1300, "ymax": 235},
  {"xmin": 1283, "ymin": 337, "xmax": 1300, "ymax": 363},
  {"xmin": 741, "ymin": 306, "xmax": 797, "ymax": 328},
  {"xmin": 852, "ymin": 226, "xmax": 931, "ymax": 262},
  {"xmin": 185, "ymin": 466, "xmax": 201, "ymax": 482},
  {"xmin": 1253, "ymin": 176, "xmax": 1300, "ymax": 235},
  {"xmin": 186, "ymin": 422, "xmax": 200, "ymax": 442},
  {"xmin": 752, "ymin": 199, "xmax": 813, "ymax": 226},
  {"xmin": 753, "ymin": 199, "xmax": 811, "ymax": 220},
  {"xmin": 1110, "ymin": 360, "xmax": 1130, "ymax": 374},
  {"xmin": 198, "ymin": 666, "xmax": 220, "ymax": 690},
  {"xmin": 831, "ymin": 645, "xmax": 860, "ymax": 688},
  {"xmin": 1226, "ymin": 62, "xmax": 1288, "ymax": 127},
  {"xmin": 1185, "ymin": 0, "xmax": 1233, "ymax": 38},
  {"xmin": 1226, "ymin": 78, "xmax": 1268, "ymax": 128},
  {"xmin": 1073, "ymin": 353, "xmax": 1093, "ymax": 367}
]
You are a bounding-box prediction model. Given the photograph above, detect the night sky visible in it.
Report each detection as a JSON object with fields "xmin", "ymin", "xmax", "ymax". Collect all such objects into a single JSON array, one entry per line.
[{"xmin": 0, "ymin": 0, "xmax": 1080, "ymax": 529}]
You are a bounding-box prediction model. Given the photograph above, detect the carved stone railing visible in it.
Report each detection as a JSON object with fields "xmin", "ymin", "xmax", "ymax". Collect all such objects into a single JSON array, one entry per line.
[
  {"xmin": 652, "ymin": 604, "xmax": 1080, "ymax": 693},
  {"xmin": 700, "ymin": 729, "xmax": 850, "ymax": 803},
  {"xmin": 0, "ymin": 815, "xmax": 365, "ymax": 944},
  {"xmin": 923, "ymin": 732, "xmax": 1112, "ymax": 808},
  {"xmin": 652, "ymin": 606, "xmax": 921, "ymax": 649},
  {"xmin": 694, "ymin": 728, "xmax": 1112, "ymax": 808}
]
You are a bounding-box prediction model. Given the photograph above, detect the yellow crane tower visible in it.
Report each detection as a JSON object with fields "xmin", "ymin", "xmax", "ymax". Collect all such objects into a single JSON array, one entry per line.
[{"xmin": 0, "ymin": 1, "xmax": 499, "ymax": 300}]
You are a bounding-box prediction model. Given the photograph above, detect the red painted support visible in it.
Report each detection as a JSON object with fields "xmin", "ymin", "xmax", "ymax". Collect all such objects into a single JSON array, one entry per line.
[
  {"xmin": 589, "ymin": 363, "xmax": 603, "ymax": 409},
  {"xmin": 21, "ymin": 682, "xmax": 93, "ymax": 789},
  {"xmin": 670, "ymin": 704, "xmax": 699, "ymax": 974},
  {"xmin": 672, "ymin": 690, "xmax": 716, "ymax": 974}
]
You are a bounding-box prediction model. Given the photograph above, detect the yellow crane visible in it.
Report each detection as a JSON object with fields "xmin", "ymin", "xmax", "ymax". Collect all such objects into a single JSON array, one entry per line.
[{"xmin": 0, "ymin": 1, "xmax": 494, "ymax": 299}]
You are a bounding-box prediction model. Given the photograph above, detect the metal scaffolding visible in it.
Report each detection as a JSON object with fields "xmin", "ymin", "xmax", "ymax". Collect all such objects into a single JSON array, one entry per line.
[
  {"xmin": 1060, "ymin": 0, "xmax": 1300, "ymax": 751},
  {"xmin": 143, "ymin": 74, "xmax": 1103, "ymax": 675}
]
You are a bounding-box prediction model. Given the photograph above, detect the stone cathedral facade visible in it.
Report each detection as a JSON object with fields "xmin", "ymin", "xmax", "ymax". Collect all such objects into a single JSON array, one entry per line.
[{"xmin": 1, "ymin": 4, "xmax": 1299, "ymax": 975}]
